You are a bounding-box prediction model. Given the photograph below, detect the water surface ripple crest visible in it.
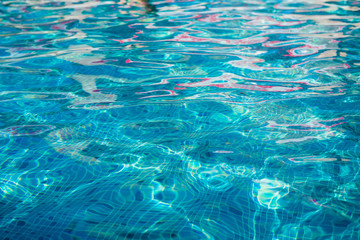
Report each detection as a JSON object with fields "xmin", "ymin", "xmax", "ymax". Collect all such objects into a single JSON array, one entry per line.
[{"xmin": 1, "ymin": 0, "xmax": 360, "ymax": 239}]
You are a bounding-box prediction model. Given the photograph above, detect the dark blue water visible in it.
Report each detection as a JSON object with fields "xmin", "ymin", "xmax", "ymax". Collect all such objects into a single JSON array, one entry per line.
[{"xmin": 1, "ymin": 0, "xmax": 360, "ymax": 239}]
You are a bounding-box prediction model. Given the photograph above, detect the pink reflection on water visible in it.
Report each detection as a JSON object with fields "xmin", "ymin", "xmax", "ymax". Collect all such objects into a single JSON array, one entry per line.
[
  {"xmin": 173, "ymin": 33, "xmax": 268, "ymax": 45},
  {"xmin": 178, "ymin": 82, "xmax": 301, "ymax": 92},
  {"xmin": 197, "ymin": 14, "xmax": 245, "ymax": 23},
  {"xmin": 176, "ymin": 74, "xmax": 302, "ymax": 92},
  {"xmin": 245, "ymin": 16, "xmax": 305, "ymax": 26},
  {"xmin": 263, "ymin": 40, "xmax": 307, "ymax": 48},
  {"xmin": 286, "ymin": 44, "xmax": 323, "ymax": 57},
  {"xmin": 316, "ymin": 63, "xmax": 350, "ymax": 72},
  {"xmin": 136, "ymin": 89, "xmax": 178, "ymax": 99},
  {"xmin": 113, "ymin": 33, "xmax": 268, "ymax": 45},
  {"xmin": 146, "ymin": 77, "xmax": 210, "ymax": 86},
  {"xmin": 51, "ymin": 20, "xmax": 77, "ymax": 30},
  {"xmin": 129, "ymin": 21, "xmax": 193, "ymax": 29},
  {"xmin": 124, "ymin": 59, "xmax": 173, "ymax": 68}
]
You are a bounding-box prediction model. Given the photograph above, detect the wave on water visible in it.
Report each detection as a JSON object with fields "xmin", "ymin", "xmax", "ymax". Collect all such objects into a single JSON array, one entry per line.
[{"xmin": 1, "ymin": 0, "xmax": 360, "ymax": 239}]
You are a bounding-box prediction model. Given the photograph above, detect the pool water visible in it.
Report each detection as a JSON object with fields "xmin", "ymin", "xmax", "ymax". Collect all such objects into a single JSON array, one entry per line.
[{"xmin": 1, "ymin": 0, "xmax": 360, "ymax": 239}]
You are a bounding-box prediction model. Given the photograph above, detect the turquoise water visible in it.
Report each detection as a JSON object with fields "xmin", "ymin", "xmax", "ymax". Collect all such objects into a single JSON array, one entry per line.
[{"xmin": 1, "ymin": 0, "xmax": 360, "ymax": 239}]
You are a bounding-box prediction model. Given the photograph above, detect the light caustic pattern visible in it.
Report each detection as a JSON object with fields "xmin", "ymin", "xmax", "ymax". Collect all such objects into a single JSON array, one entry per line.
[{"xmin": 1, "ymin": 0, "xmax": 360, "ymax": 239}]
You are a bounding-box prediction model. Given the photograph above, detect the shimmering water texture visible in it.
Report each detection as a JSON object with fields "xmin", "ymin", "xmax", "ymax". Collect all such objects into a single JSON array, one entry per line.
[{"xmin": 1, "ymin": 0, "xmax": 360, "ymax": 239}]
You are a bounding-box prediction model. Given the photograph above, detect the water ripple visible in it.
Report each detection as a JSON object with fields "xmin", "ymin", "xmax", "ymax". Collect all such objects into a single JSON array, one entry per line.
[{"xmin": 1, "ymin": 0, "xmax": 360, "ymax": 239}]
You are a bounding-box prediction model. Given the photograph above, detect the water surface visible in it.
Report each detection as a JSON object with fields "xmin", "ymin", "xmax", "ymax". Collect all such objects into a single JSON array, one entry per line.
[{"xmin": 1, "ymin": 0, "xmax": 360, "ymax": 239}]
